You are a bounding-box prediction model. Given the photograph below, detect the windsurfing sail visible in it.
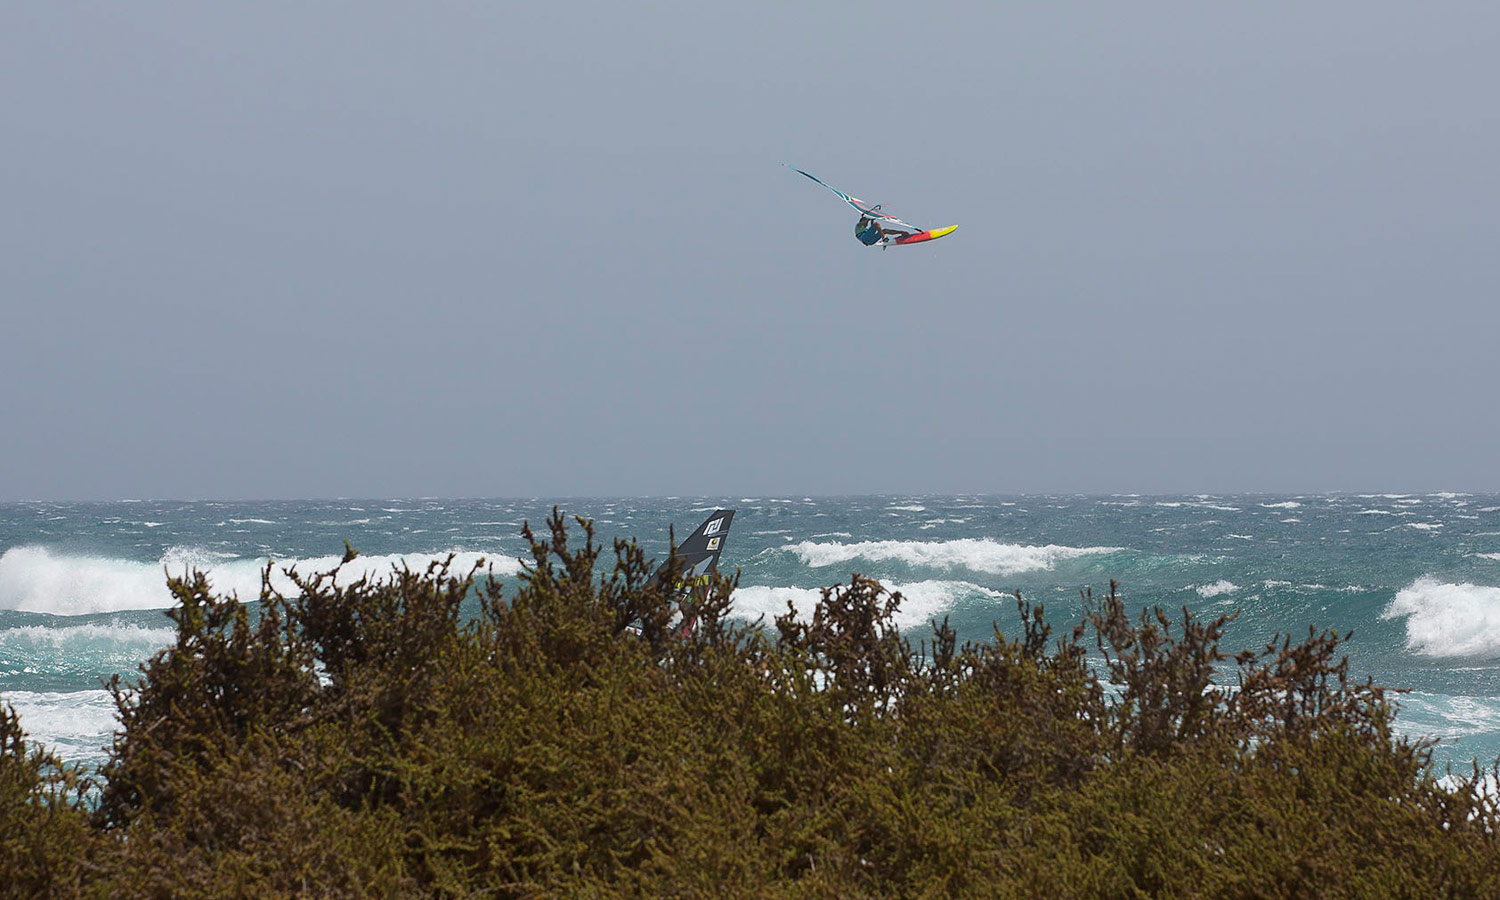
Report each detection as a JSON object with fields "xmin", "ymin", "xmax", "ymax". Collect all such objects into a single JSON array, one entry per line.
[
  {"xmin": 786, "ymin": 165, "xmax": 926, "ymax": 233},
  {"xmin": 650, "ymin": 509, "xmax": 735, "ymax": 596}
]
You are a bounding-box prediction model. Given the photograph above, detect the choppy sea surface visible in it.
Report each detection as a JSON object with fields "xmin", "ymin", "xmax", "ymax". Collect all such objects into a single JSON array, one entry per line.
[{"xmin": 4, "ymin": 495, "xmax": 1500, "ymax": 774}]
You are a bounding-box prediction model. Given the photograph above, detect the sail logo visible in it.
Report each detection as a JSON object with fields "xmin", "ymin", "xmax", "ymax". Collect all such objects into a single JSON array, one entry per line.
[
  {"xmin": 707, "ymin": 537, "xmax": 721, "ymax": 551},
  {"xmin": 703, "ymin": 518, "xmax": 724, "ymax": 536}
]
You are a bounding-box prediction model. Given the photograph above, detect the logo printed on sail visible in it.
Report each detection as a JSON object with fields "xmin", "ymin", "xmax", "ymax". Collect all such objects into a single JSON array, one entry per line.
[
  {"xmin": 707, "ymin": 537, "xmax": 721, "ymax": 551},
  {"xmin": 704, "ymin": 518, "xmax": 724, "ymax": 536}
]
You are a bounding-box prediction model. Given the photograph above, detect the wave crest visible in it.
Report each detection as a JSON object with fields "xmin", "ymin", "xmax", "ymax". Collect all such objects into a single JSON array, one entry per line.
[
  {"xmin": 785, "ymin": 538, "xmax": 1120, "ymax": 575},
  {"xmin": 0, "ymin": 546, "xmax": 524, "ymax": 616},
  {"xmin": 1381, "ymin": 577, "xmax": 1500, "ymax": 658},
  {"xmin": 731, "ymin": 581, "xmax": 1003, "ymax": 631}
]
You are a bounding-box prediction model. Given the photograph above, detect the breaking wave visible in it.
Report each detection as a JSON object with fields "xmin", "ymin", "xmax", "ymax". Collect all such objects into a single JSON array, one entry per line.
[
  {"xmin": 1382, "ymin": 577, "xmax": 1500, "ymax": 658},
  {"xmin": 784, "ymin": 538, "xmax": 1121, "ymax": 575},
  {"xmin": 0, "ymin": 545, "xmax": 524, "ymax": 616},
  {"xmin": 731, "ymin": 581, "xmax": 1004, "ymax": 631}
]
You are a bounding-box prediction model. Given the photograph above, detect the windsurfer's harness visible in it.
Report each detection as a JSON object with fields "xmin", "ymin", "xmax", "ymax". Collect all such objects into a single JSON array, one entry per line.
[{"xmin": 855, "ymin": 217, "xmax": 883, "ymax": 246}]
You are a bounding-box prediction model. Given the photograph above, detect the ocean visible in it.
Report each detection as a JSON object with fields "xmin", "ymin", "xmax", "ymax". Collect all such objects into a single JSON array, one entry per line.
[{"xmin": 3, "ymin": 495, "xmax": 1500, "ymax": 774}]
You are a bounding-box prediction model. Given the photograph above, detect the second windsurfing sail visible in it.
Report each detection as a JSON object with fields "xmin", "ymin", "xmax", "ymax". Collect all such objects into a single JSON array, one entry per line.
[{"xmin": 650, "ymin": 509, "xmax": 735, "ymax": 596}]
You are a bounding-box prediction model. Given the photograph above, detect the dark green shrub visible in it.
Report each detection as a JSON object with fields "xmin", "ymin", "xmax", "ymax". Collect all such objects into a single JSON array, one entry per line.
[{"xmin": 0, "ymin": 701, "xmax": 93, "ymax": 898}]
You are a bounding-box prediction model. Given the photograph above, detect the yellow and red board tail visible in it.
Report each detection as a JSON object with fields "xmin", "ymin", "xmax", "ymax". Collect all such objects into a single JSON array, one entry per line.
[{"xmin": 890, "ymin": 225, "xmax": 958, "ymax": 246}]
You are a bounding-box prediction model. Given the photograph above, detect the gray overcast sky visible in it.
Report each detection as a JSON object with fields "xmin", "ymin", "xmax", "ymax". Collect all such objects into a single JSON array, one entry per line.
[{"xmin": 3, "ymin": 2, "xmax": 1497, "ymax": 500}]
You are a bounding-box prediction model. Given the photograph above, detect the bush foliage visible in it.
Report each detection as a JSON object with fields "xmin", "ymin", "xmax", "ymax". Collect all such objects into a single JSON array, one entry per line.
[{"xmin": 3, "ymin": 510, "xmax": 1499, "ymax": 897}]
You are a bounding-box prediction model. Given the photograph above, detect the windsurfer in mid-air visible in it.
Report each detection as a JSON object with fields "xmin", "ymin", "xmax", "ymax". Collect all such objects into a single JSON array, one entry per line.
[
  {"xmin": 787, "ymin": 164, "xmax": 956, "ymax": 248},
  {"xmin": 855, "ymin": 214, "xmax": 916, "ymax": 246}
]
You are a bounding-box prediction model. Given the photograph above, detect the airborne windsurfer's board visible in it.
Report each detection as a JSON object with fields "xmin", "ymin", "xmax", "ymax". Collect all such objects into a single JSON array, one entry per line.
[{"xmin": 886, "ymin": 225, "xmax": 957, "ymax": 247}]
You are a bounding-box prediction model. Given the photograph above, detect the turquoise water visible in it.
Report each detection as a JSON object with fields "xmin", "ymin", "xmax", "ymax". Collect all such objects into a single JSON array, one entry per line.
[{"xmin": 3, "ymin": 495, "xmax": 1499, "ymax": 773}]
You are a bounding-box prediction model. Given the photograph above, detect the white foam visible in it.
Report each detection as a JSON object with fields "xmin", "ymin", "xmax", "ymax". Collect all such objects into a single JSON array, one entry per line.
[
  {"xmin": 1406, "ymin": 522, "xmax": 1444, "ymax": 530},
  {"xmin": 1437, "ymin": 771, "xmax": 1500, "ymax": 806},
  {"xmin": 3, "ymin": 689, "xmax": 119, "ymax": 764},
  {"xmin": 4, "ymin": 689, "xmax": 118, "ymax": 736},
  {"xmin": 1260, "ymin": 501, "xmax": 1302, "ymax": 509},
  {"xmin": 1397, "ymin": 692, "xmax": 1500, "ymax": 739},
  {"xmin": 1476, "ymin": 553, "xmax": 1500, "ymax": 562},
  {"xmin": 785, "ymin": 538, "xmax": 1120, "ymax": 575},
  {"xmin": 731, "ymin": 580, "xmax": 1003, "ymax": 631},
  {"xmin": 1196, "ymin": 580, "xmax": 1239, "ymax": 598},
  {"xmin": 0, "ymin": 545, "xmax": 524, "ymax": 616},
  {"xmin": 1382, "ymin": 577, "xmax": 1500, "ymax": 658},
  {"xmin": 885, "ymin": 504, "xmax": 927, "ymax": 512},
  {"xmin": 1, "ymin": 621, "xmax": 174, "ymax": 655}
]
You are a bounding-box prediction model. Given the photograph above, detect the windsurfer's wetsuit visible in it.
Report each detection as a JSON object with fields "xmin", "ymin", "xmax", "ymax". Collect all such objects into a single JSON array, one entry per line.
[{"xmin": 855, "ymin": 216, "xmax": 884, "ymax": 246}]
